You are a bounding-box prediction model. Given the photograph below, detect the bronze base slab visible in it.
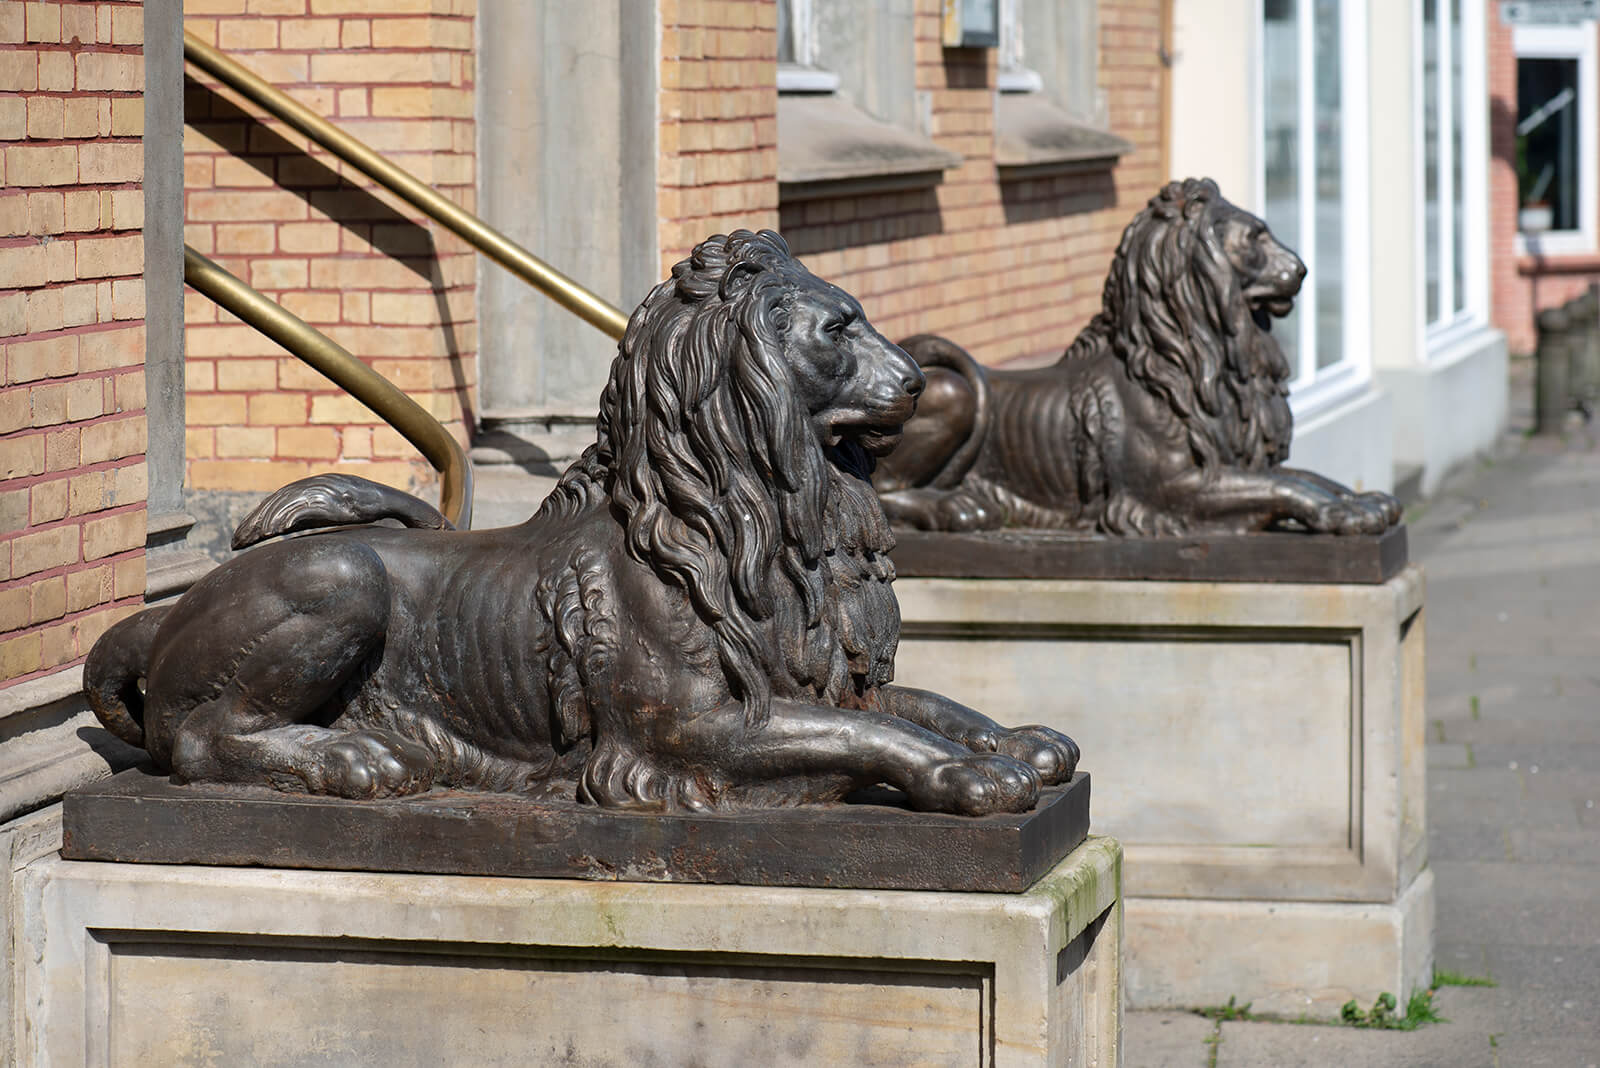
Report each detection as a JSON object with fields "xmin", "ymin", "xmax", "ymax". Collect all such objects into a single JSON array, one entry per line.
[
  {"xmin": 889, "ymin": 524, "xmax": 1408, "ymax": 584},
  {"xmin": 61, "ymin": 768, "xmax": 1091, "ymax": 893}
]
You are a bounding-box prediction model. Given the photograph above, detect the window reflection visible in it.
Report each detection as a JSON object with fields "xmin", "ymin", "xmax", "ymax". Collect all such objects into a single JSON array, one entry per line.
[{"xmin": 1262, "ymin": 0, "xmax": 1302, "ymax": 379}]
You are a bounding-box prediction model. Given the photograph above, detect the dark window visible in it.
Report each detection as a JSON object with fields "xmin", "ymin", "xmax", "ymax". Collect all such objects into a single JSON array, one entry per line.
[{"xmin": 1517, "ymin": 57, "xmax": 1582, "ymax": 233}]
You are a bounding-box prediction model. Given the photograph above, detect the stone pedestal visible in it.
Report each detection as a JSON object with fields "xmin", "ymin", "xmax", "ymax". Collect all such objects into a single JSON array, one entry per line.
[
  {"xmin": 892, "ymin": 567, "xmax": 1431, "ymax": 1014},
  {"xmin": 18, "ymin": 837, "xmax": 1123, "ymax": 1067}
]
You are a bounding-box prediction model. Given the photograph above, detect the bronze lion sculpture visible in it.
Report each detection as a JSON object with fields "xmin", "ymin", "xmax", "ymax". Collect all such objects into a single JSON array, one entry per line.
[
  {"xmin": 873, "ymin": 178, "xmax": 1402, "ymax": 536},
  {"xmin": 86, "ymin": 231, "xmax": 1077, "ymax": 815}
]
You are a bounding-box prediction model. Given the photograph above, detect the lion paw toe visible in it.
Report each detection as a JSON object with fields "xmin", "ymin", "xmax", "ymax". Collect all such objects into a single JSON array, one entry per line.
[
  {"xmin": 1361, "ymin": 491, "xmax": 1404, "ymax": 528},
  {"xmin": 917, "ymin": 755, "xmax": 1041, "ymax": 816},
  {"xmin": 1314, "ymin": 500, "xmax": 1387, "ymax": 536},
  {"xmin": 994, "ymin": 725, "xmax": 1080, "ymax": 785},
  {"xmin": 313, "ymin": 729, "xmax": 434, "ymax": 799},
  {"xmin": 936, "ymin": 491, "xmax": 1004, "ymax": 531}
]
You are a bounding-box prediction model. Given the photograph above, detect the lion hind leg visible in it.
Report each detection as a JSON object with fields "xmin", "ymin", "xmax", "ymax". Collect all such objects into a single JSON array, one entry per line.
[{"xmin": 157, "ymin": 540, "xmax": 435, "ymax": 798}]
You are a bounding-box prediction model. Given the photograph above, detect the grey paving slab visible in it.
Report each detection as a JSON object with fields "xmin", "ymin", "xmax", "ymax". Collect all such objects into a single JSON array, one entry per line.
[
  {"xmin": 1428, "ymin": 769, "xmax": 1582, "ymax": 825},
  {"xmin": 1435, "ymin": 709, "xmax": 1600, "ymax": 747},
  {"xmin": 1431, "ymin": 860, "xmax": 1600, "ymax": 902},
  {"xmin": 1123, "ymin": 1011, "xmax": 1214, "ymax": 1068},
  {"xmin": 1462, "ymin": 742, "xmax": 1600, "ymax": 776},
  {"xmin": 1428, "ymin": 742, "xmax": 1475, "ymax": 771},
  {"xmin": 1490, "ymin": 1030, "xmax": 1600, "ymax": 1068},
  {"xmin": 1435, "ymin": 889, "xmax": 1600, "ymax": 948},
  {"xmin": 1212, "ymin": 1017, "xmax": 1497, "ymax": 1068}
]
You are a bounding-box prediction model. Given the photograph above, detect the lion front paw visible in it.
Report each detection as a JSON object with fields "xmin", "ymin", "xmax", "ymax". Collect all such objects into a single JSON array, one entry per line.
[
  {"xmin": 305, "ymin": 728, "xmax": 434, "ymax": 799},
  {"xmin": 995, "ymin": 725, "xmax": 1080, "ymax": 785},
  {"xmin": 909, "ymin": 754, "xmax": 1041, "ymax": 815},
  {"xmin": 1312, "ymin": 496, "xmax": 1393, "ymax": 536},
  {"xmin": 1358, "ymin": 490, "xmax": 1404, "ymax": 528},
  {"xmin": 934, "ymin": 489, "xmax": 1005, "ymax": 531},
  {"xmin": 877, "ymin": 487, "xmax": 1004, "ymax": 531},
  {"xmin": 956, "ymin": 724, "xmax": 1080, "ymax": 785}
]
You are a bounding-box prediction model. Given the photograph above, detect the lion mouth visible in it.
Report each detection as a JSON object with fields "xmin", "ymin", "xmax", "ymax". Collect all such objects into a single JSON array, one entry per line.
[
  {"xmin": 1248, "ymin": 296, "xmax": 1295, "ymax": 332},
  {"xmin": 823, "ymin": 417, "xmax": 906, "ymax": 478}
]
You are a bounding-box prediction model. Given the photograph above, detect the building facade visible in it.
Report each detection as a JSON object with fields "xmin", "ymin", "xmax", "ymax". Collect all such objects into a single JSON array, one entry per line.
[
  {"xmin": 1, "ymin": 0, "xmax": 1513, "ymax": 1048},
  {"xmin": 1489, "ymin": 6, "xmax": 1600, "ymax": 354}
]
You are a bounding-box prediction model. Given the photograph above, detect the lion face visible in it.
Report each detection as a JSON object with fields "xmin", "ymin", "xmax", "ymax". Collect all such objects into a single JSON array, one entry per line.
[
  {"xmin": 782, "ymin": 276, "xmax": 925, "ymax": 461},
  {"xmin": 1216, "ymin": 201, "xmax": 1306, "ymax": 333}
]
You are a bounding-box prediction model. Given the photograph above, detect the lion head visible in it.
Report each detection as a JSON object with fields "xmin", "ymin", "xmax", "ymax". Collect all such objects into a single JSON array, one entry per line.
[
  {"xmin": 1093, "ymin": 177, "xmax": 1301, "ymax": 470},
  {"xmin": 543, "ymin": 230, "xmax": 924, "ymax": 726}
]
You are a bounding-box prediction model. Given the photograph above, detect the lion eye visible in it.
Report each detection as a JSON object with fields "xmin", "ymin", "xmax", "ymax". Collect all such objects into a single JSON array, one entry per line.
[{"xmin": 825, "ymin": 314, "xmax": 854, "ymax": 336}]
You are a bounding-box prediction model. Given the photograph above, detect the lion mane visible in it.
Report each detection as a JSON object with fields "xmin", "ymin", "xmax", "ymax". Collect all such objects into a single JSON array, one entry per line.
[
  {"xmin": 1093, "ymin": 177, "xmax": 1293, "ymax": 473},
  {"xmin": 540, "ymin": 231, "xmax": 898, "ymax": 732}
]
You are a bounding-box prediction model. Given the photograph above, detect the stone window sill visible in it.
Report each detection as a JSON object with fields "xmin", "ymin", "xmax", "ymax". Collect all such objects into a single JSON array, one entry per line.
[
  {"xmin": 778, "ymin": 93, "xmax": 962, "ymax": 202},
  {"xmin": 994, "ymin": 92, "xmax": 1134, "ymax": 178}
]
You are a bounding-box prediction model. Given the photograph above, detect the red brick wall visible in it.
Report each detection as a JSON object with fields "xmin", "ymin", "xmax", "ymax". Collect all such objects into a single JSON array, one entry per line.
[
  {"xmin": 1489, "ymin": 12, "xmax": 1600, "ymax": 355},
  {"xmin": 1, "ymin": 0, "xmax": 148, "ymax": 685},
  {"xmin": 181, "ymin": 0, "xmax": 476, "ymax": 497}
]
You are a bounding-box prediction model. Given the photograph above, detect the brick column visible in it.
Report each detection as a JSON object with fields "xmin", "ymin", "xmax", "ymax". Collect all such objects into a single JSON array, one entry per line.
[{"xmin": 1, "ymin": 0, "xmax": 149, "ymax": 685}]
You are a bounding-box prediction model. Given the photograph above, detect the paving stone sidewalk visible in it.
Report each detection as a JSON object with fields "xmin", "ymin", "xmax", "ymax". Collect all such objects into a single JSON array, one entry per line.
[{"xmin": 1126, "ymin": 363, "xmax": 1600, "ymax": 1066}]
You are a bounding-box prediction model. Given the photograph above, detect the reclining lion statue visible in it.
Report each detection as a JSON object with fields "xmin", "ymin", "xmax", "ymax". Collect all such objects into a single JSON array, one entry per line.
[
  {"xmin": 873, "ymin": 178, "xmax": 1402, "ymax": 536},
  {"xmin": 85, "ymin": 230, "xmax": 1077, "ymax": 815}
]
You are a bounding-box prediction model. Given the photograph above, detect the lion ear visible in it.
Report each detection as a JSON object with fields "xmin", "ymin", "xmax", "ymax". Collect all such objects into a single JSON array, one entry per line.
[{"xmin": 720, "ymin": 259, "xmax": 766, "ymax": 300}]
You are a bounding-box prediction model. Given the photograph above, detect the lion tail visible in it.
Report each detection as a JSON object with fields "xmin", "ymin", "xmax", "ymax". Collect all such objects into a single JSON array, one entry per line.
[
  {"xmin": 83, "ymin": 606, "xmax": 171, "ymax": 751},
  {"xmin": 231, "ymin": 473, "xmax": 455, "ymax": 550},
  {"xmin": 898, "ymin": 334, "xmax": 992, "ymax": 490}
]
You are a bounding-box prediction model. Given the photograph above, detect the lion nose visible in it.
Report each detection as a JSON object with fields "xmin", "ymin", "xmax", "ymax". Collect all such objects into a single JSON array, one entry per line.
[{"xmin": 895, "ymin": 355, "xmax": 925, "ymax": 398}]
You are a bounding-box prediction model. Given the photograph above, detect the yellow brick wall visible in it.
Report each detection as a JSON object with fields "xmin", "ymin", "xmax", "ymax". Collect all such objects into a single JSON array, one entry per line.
[
  {"xmin": 780, "ymin": 2, "xmax": 1164, "ymax": 363},
  {"xmin": 659, "ymin": 0, "xmax": 1165, "ymax": 367},
  {"xmin": 658, "ymin": 0, "xmax": 781, "ymax": 273},
  {"xmin": 181, "ymin": 0, "xmax": 475, "ymax": 496},
  {"xmin": 1, "ymin": 0, "xmax": 149, "ymax": 685}
]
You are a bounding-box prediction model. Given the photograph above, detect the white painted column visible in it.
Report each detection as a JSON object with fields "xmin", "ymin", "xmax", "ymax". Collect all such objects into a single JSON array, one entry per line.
[
  {"xmin": 1167, "ymin": 0, "xmax": 1258, "ymax": 207},
  {"xmin": 1366, "ymin": 0, "xmax": 1423, "ymax": 374}
]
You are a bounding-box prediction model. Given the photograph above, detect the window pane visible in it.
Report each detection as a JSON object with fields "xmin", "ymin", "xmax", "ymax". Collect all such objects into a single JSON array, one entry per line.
[
  {"xmin": 1314, "ymin": 0, "xmax": 1342, "ymax": 370},
  {"xmin": 1423, "ymin": 0, "xmax": 1440, "ymax": 322},
  {"xmin": 1263, "ymin": 0, "xmax": 1301, "ymax": 379},
  {"xmin": 1517, "ymin": 57, "xmax": 1582, "ymax": 233},
  {"xmin": 1451, "ymin": 0, "xmax": 1466, "ymax": 315}
]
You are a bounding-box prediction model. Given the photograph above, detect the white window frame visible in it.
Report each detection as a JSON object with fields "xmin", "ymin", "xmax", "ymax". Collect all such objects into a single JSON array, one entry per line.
[
  {"xmin": 997, "ymin": 0, "xmax": 1043, "ymax": 93},
  {"xmin": 1510, "ymin": 23, "xmax": 1598, "ymax": 259},
  {"xmin": 777, "ymin": 0, "xmax": 841, "ymax": 93},
  {"xmin": 1418, "ymin": 0, "xmax": 1491, "ymax": 353},
  {"xmin": 1256, "ymin": 0, "xmax": 1373, "ymax": 419}
]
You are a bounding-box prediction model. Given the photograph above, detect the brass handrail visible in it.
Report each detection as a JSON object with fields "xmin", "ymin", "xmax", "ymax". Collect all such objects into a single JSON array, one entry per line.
[
  {"xmin": 185, "ymin": 245, "xmax": 474, "ymax": 528},
  {"xmin": 183, "ymin": 30, "xmax": 630, "ymax": 340}
]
